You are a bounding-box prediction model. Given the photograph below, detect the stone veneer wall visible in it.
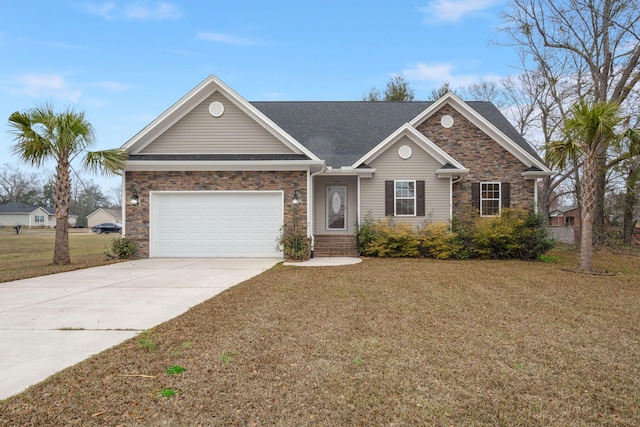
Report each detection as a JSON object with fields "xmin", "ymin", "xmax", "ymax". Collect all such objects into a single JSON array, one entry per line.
[
  {"xmin": 416, "ymin": 104, "xmax": 535, "ymax": 214},
  {"xmin": 125, "ymin": 170, "xmax": 307, "ymax": 258}
]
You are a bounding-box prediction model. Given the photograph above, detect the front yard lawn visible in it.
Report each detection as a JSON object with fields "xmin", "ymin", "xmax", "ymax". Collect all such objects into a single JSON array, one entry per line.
[
  {"xmin": 1, "ymin": 246, "xmax": 639, "ymax": 425},
  {"xmin": 0, "ymin": 228, "xmax": 120, "ymax": 283}
]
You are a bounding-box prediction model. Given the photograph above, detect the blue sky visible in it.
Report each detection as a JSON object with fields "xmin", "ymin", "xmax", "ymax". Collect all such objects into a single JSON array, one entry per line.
[{"xmin": 1, "ymin": 0, "xmax": 519, "ymax": 193}]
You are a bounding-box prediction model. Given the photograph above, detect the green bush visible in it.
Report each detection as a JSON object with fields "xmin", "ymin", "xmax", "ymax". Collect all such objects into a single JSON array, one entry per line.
[
  {"xmin": 106, "ymin": 236, "xmax": 136, "ymax": 259},
  {"xmin": 418, "ymin": 222, "xmax": 464, "ymax": 259},
  {"xmin": 357, "ymin": 208, "xmax": 554, "ymax": 261},
  {"xmin": 278, "ymin": 229, "xmax": 311, "ymax": 260},
  {"xmin": 360, "ymin": 217, "xmax": 420, "ymax": 258},
  {"xmin": 471, "ymin": 209, "xmax": 554, "ymax": 260},
  {"xmin": 277, "ymin": 205, "xmax": 310, "ymax": 260},
  {"xmin": 356, "ymin": 211, "xmax": 379, "ymax": 255}
]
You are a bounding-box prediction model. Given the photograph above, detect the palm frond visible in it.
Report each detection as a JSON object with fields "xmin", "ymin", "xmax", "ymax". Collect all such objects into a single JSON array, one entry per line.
[
  {"xmin": 82, "ymin": 149, "xmax": 128, "ymax": 176},
  {"xmin": 544, "ymin": 138, "xmax": 581, "ymax": 170},
  {"xmin": 8, "ymin": 110, "xmax": 53, "ymax": 167}
]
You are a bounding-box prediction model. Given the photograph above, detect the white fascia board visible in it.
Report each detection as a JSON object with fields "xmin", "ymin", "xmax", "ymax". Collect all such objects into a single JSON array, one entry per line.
[
  {"xmin": 409, "ymin": 92, "xmax": 551, "ymax": 173},
  {"xmin": 522, "ymin": 170, "xmax": 553, "ymax": 180},
  {"xmin": 436, "ymin": 167, "xmax": 470, "ymax": 178},
  {"xmin": 122, "ymin": 75, "xmax": 321, "ymax": 161},
  {"xmin": 320, "ymin": 166, "xmax": 376, "ymax": 178},
  {"xmin": 352, "ymin": 123, "xmax": 466, "ymax": 170},
  {"xmin": 125, "ymin": 159, "xmax": 324, "ymax": 172}
]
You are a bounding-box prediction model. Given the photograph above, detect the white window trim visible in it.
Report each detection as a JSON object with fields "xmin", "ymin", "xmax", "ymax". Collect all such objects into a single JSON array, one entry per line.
[
  {"xmin": 394, "ymin": 180, "xmax": 416, "ymax": 216},
  {"xmin": 35, "ymin": 215, "xmax": 44, "ymax": 223},
  {"xmin": 480, "ymin": 181, "xmax": 501, "ymax": 217}
]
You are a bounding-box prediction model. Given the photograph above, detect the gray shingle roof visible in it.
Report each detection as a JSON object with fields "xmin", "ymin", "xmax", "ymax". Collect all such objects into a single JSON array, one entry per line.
[
  {"xmin": 251, "ymin": 101, "xmax": 544, "ymax": 168},
  {"xmin": 0, "ymin": 202, "xmax": 38, "ymax": 213}
]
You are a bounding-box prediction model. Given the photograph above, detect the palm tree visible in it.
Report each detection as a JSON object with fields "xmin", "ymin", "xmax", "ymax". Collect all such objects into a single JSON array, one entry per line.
[
  {"xmin": 8, "ymin": 104, "xmax": 127, "ymax": 265},
  {"xmin": 546, "ymin": 101, "xmax": 624, "ymax": 272}
]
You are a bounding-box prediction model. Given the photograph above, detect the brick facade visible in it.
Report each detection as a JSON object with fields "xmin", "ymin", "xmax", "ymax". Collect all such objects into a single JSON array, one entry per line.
[
  {"xmin": 416, "ymin": 105, "xmax": 535, "ymax": 214},
  {"xmin": 125, "ymin": 170, "xmax": 307, "ymax": 258}
]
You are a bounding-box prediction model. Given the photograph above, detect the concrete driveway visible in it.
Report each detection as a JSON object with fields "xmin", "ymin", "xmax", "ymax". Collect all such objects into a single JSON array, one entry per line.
[{"xmin": 0, "ymin": 258, "xmax": 279, "ymax": 400}]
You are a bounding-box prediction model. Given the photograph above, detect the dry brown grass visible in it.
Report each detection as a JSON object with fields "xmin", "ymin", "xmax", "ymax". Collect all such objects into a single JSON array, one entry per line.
[
  {"xmin": 0, "ymin": 228, "xmax": 120, "ymax": 283},
  {"xmin": 1, "ymin": 245, "xmax": 639, "ymax": 426}
]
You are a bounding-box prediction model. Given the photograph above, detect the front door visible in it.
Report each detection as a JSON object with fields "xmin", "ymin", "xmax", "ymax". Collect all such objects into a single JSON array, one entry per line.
[{"xmin": 326, "ymin": 186, "xmax": 346, "ymax": 230}]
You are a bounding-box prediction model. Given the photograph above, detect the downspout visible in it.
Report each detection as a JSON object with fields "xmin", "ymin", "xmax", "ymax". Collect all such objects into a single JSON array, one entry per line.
[
  {"xmin": 534, "ymin": 177, "xmax": 539, "ymax": 214},
  {"xmin": 121, "ymin": 173, "xmax": 127, "ymax": 236},
  {"xmin": 308, "ymin": 164, "xmax": 326, "ymax": 258},
  {"xmin": 450, "ymin": 175, "xmax": 462, "ymax": 220}
]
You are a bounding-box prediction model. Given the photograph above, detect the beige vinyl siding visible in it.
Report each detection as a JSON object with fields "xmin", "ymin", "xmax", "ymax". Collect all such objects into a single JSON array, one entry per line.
[
  {"xmin": 313, "ymin": 175, "xmax": 358, "ymax": 235},
  {"xmin": 360, "ymin": 137, "xmax": 451, "ymax": 228},
  {"xmin": 87, "ymin": 210, "xmax": 120, "ymax": 228},
  {"xmin": 1, "ymin": 209, "xmax": 59, "ymax": 228},
  {"xmin": 140, "ymin": 92, "xmax": 295, "ymax": 155}
]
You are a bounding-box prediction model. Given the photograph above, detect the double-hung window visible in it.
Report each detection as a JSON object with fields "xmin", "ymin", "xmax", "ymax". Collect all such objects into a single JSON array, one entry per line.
[
  {"xmin": 395, "ymin": 180, "xmax": 416, "ymax": 216},
  {"xmin": 35, "ymin": 215, "xmax": 44, "ymax": 223},
  {"xmin": 480, "ymin": 182, "xmax": 501, "ymax": 216}
]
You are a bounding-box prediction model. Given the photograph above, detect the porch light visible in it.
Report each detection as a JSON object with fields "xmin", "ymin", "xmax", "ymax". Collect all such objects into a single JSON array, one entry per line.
[
  {"xmin": 292, "ymin": 189, "xmax": 300, "ymax": 205},
  {"xmin": 130, "ymin": 190, "xmax": 139, "ymax": 206}
]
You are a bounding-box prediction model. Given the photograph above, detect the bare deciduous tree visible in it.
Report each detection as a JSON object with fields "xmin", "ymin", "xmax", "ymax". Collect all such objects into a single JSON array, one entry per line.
[{"xmin": 501, "ymin": 0, "xmax": 640, "ymax": 243}]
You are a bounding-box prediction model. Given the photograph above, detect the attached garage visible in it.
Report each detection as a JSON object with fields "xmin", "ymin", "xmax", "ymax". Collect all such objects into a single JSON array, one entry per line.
[{"xmin": 150, "ymin": 191, "xmax": 283, "ymax": 258}]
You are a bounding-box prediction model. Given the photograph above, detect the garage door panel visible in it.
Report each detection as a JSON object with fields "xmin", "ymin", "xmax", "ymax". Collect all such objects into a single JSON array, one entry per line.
[{"xmin": 151, "ymin": 192, "xmax": 283, "ymax": 258}]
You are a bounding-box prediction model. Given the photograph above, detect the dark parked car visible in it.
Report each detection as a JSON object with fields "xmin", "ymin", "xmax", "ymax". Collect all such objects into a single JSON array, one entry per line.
[{"xmin": 91, "ymin": 222, "xmax": 122, "ymax": 234}]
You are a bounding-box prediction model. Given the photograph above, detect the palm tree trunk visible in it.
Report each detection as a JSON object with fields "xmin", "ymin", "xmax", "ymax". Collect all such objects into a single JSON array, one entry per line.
[
  {"xmin": 579, "ymin": 149, "xmax": 597, "ymax": 272},
  {"xmin": 53, "ymin": 157, "xmax": 72, "ymax": 265},
  {"xmin": 593, "ymin": 146, "xmax": 607, "ymax": 245}
]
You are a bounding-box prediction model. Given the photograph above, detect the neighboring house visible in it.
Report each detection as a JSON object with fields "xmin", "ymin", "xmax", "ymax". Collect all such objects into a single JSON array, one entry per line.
[
  {"xmin": 121, "ymin": 75, "xmax": 552, "ymax": 258},
  {"xmin": 549, "ymin": 206, "xmax": 579, "ymax": 227},
  {"xmin": 548, "ymin": 206, "xmax": 580, "ymax": 244},
  {"xmin": 87, "ymin": 208, "xmax": 122, "ymax": 228},
  {"xmin": 0, "ymin": 202, "xmax": 77, "ymax": 228}
]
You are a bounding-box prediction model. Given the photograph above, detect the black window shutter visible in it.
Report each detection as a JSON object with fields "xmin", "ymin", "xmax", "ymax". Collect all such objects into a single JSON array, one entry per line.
[
  {"xmin": 471, "ymin": 182, "xmax": 480, "ymax": 211},
  {"xmin": 416, "ymin": 180, "xmax": 425, "ymax": 216},
  {"xmin": 385, "ymin": 181, "xmax": 394, "ymax": 216},
  {"xmin": 501, "ymin": 182, "xmax": 511, "ymax": 208}
]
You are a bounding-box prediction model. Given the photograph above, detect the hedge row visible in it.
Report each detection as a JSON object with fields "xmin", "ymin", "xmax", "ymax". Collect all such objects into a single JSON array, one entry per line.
[{"xmin": 357, "ymin": 208, "xmax": 554, "ymax": 260}]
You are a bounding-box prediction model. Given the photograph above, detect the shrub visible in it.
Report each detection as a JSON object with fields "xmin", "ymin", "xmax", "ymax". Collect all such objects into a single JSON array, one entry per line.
[
  {"xmin": 105, "ymin": 236, "xmax": 136, "ymax": 259},
  {"xmin": 278, "ymin": 229, "xmax": 311, "ymax": 260},
  {"xmin": 277, "ymin": 205, "xmax": 310, "ymax": 260},
  {"xmin": 358, "ymin": 208, "xmax": 554, "ymax": 261},
  {"xmin": 356, "ymin": 211, "xmax": 379, "ymax": 255},
  {"xmin": 418, "ymin": 222, "xmax": 464, "ymax": 259},
  {"xmin": 471, "ymin": 209, "xmax": 554, "ymax": 260},
  {"xmin": 360, "ymin": 217, "xmax": 420, "ymax": 258}
]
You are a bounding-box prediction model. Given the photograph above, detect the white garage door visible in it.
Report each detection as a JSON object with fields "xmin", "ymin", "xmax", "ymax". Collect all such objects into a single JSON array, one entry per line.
[{"xmin": 151, "ymin": 191, "xmax": 283, "ymax": 258}]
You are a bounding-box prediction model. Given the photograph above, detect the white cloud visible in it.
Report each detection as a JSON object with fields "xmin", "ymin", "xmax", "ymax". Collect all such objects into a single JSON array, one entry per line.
[
  {"xmin": 84, "ymin": 2, "xmax": 116, "ymax": 20},
  {"xmin": 125, "ymin": 2, "xmax": 181, "ymax": 20},
  {"xmin": 83, "ymin": 1, "xmax": 180, "ymax": 20},
  {"xmin": 197, "ymin": 32, "xmax": 265, "ymax": 46},
  {"xmin": 420, "ymin": 0, "xmax": 499, "ymax": 23},
  {"xmin": 403, "ymin": 62, "xmax": 501, "ymax": 88},
  {"xmin": 14, "ymin": 73, "xmax": 82, "ymax": 103}
]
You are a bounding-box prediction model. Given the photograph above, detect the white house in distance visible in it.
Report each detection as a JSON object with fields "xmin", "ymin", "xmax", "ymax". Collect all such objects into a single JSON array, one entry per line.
[
  {"xmin": 0, "ymin": 202, "xmax": 77, "ymax": 228},
  {"xmin": 86, "ymin": 208, "xmax": 122, "ymax": 229}
]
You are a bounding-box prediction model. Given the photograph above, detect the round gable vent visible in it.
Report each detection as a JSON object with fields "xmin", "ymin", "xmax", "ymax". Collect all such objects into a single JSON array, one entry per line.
[
  {"xmin": 441, "ymin": 114, "xmax": 454, "ymax": 128},
  {"xmin": 209, "ymin": 101, "xmax": 225, "ymax": 117},
  {"xmin": 398, "ymin": 145, "xmax": 412, "ymax": 159}
]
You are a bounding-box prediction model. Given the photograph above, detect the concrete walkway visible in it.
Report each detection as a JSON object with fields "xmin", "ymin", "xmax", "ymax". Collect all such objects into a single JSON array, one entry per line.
[
  {"xmin": 284, "ymin": 257, "xmax": 362, "ymax": 267},
  {"xmin": 0, "ymin": 258, "xmax": 279, "ymax": 400}
]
